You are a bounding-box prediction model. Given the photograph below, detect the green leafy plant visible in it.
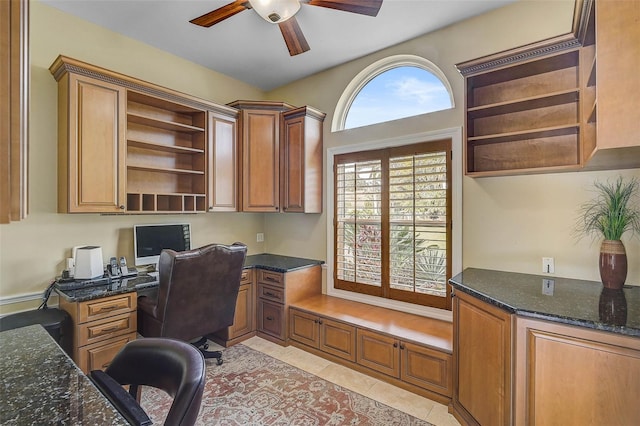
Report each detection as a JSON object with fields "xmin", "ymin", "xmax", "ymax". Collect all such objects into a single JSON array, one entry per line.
[{"xmin": 576, "ymin": 177, "xmax": 640, "ymax": 241}]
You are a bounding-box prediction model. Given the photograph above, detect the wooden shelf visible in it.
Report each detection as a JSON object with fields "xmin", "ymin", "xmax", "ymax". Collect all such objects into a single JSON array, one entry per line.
[
  {"xmin": 467, "ymin": 124, "xmax": 579, "ymax": 145},
  {"xmin": 127, "ymin": 113, "xmax": 204, "ymax": 133},
  {"xmin": 127, "ymin": 164, "xmax": 205, "ymax": 175},
  {"xmin": 467, "ymin": 90, "xmax": 579, "ymax": 119},
  {"xmin": 127, "ymin": 139, "xmax": 204, "ymax": 154}
]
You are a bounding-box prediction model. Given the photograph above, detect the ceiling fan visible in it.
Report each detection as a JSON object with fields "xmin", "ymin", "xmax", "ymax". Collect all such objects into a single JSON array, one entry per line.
[{"xmin": 190, "ymin": 0, "xmax": 383, "ymax": 56}]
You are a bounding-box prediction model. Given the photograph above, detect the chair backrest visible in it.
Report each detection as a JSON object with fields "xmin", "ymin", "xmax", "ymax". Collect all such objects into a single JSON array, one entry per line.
[
  {"xmin": 100, "ymin": 337, "xmax": 206, "ymax": 426},
  {"xmin": 155, "ymin": 242, "xmax": 247, "ymax": 341}
]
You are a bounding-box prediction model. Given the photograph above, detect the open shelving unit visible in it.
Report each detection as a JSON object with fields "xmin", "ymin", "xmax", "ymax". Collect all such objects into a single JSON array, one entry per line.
[
  {"xmin": 125, "ymin": 90, "xmax": 207, "ymax": 213},
  {"xmin": 458, "ymin": 39, "xmax": 584, "ymax": 177}
]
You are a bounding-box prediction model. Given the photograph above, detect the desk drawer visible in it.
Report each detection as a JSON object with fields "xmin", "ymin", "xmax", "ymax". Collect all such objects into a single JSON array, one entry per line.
[
  {"xmin": 78, "ymin": 292, "xmax": 136, "ymax": 323},
  {"xmin": 78, "ymin": 312, "xmax": 137, "ymax": 347},
  {"xmin": 240, "ymin": 268, "xmax": 253, "ymax": 285},
  {"xmin": 258, "ymin": 270, "xmax": 284, "ymax": 288},
  {"xmin": 77, "ymin": 332, "xmax": 137, "ymax": 373},
  {"xmin": 258, "ymin": 283, "xmax": 284, "ymax": 303}
]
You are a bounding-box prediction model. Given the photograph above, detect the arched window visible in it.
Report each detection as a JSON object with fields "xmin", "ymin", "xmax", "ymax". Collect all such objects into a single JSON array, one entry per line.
[{"xmin": 333, "ymin": 55, "xmax": 454, "ymax": 131}]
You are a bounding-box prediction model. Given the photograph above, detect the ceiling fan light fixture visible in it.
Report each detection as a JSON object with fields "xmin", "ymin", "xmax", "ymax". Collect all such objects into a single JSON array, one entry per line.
[{"xmin": 248, "ymin": 0, "xmax": 301, "ymax": 23}]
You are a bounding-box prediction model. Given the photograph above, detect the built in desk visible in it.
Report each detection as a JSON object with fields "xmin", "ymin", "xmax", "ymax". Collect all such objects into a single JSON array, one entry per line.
[
  {"xmin": 448, "ymin": 268, "xmax": 640, "ymax": 426},
  {"xmin": 0, "ymin": 324, "xmax": 127, "ymax": 424}
]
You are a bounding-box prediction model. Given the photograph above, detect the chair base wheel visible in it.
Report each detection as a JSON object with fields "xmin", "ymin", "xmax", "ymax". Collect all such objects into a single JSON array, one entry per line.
[{"xmin": 191, "ymin": 337, "xmax": 224, "ymax": 365}]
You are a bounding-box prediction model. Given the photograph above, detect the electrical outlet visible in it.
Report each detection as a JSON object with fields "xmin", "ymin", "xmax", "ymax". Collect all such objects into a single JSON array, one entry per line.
[
  {"xmin": 542, "ymin": 257, "xmax": 555, "ymax": 274},
  {"xmin": 256, "ymin": 233, "xmax": 264, "ymax": 242},
  {"xmin": 542, "ymin": 279, "xmax": 555, "ymax": 296}
]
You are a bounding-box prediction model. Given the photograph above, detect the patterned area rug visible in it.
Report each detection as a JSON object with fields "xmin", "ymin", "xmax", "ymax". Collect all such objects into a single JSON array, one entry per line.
[{"xmin": 141, "ymin": 343, "xmax": 433, "ymax": 425}]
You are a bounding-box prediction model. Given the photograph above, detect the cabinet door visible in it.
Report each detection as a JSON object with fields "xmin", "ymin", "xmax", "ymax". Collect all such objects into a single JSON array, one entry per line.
[
  {"xmin": 208, "ymin": 111, "xmax": 238, "ymax": 212},
  {"xmin": 453, "ymin": 290, "xmax": 512, "ymax": 426},
  {"xmin": 76, "ymin": 332, "xmax": 136, "ymax": 374},
  {"xmin": 357, "ymin": 328, "xmax": 399, "ymax": 378},
  {"xmin": 241, "ymin": 109, "xmax": 280, "ymax": 212},
  {"xmin": 257, "ymin": 299, "xmax": 285, "ymax": 340},
  {"xmin": 401, "ymin": 341, "xmax": 452, "ymax": 397},
  {"xmin": 320, "ymin": 318, "xmax": 356, "ymax": 362},
  {"xmin": 228, "ymin": 283, "xmax": 254, "ymax": 339},
  {"xmin": 514, "ymin": 317, "xmax": 640, "ymax": 426},
  {"xmin": 281, "ymin": 107, "xmax": 324, "ymax": 213},
  {"xmin": 289, "ymin": 308, "xmax": 319, "ymax": 348},
  {"xmin": 61, "ymin": 74, "xmax": 126, "ymax": 213}
]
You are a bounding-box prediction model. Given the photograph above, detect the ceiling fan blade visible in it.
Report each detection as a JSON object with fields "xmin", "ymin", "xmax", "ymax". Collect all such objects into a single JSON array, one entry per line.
[
  {"xmin": 306, "ymin": 0, "xmax": 383, "ymax": 17},
  {"xmin": 190, "ymin": 0, "xmax": 249, "ymax": 27},
  {"xmin": 279, "ymin": 17, "xmax": 310, "ymax": 56}
]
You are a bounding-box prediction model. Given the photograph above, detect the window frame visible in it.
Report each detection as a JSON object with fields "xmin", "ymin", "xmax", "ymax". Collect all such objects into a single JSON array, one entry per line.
[
  {"xmin": 332, "ymin": 54, "xmax": 455, "ymax": 132},
  {"xmin": 327, "ymin": 128, "xmax": 462, "ymax": 320},
  {"xmin": 334, "ymin": 140, "xmax": 452, "ymax": 309}
]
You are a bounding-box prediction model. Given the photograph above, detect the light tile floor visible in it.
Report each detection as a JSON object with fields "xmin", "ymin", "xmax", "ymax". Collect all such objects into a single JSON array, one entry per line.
[{"xmin": 241, "ymin": 336, "xmax": 461, "ymax": 426}]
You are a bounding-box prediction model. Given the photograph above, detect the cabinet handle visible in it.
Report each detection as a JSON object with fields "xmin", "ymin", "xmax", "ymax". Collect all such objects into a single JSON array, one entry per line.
[
  {"xmin": 318, "ymin": 320, "xmax": 323, "ymax": 325},
  {"xmin": 119, "ymin": 205, "xmax": 125, "ymax": 210},
  {"xmin": 275, "ymin": 207, "xmax": 279, "ymax": 211},
  {"xmin": 99, "ymin": 326, "xmax": 122, "ymax": 334},
  {"xmin": 266, "ymin": 316, "xmax": 274, "ymax": 321},
  {"xmin": 393, "ymin": 342, "xmax": 398, "ymax": 348},
  {"xmin": 264, "ymin": 291, "xmax": 277, "ymax": 297},
  {"xmin": 265, "ymin": 276, "xmax": 278, "ymax": 282},
  {"xmin": 400, "ymin": 344, "xmax": 405, "ymax": 350},
  {"xmin": 95, "ymin": 305, "xmax": 119, "ymax": 313},
  {"xmin": 209, "ymin": 206, "xmax": 213, "ymax": 211}
]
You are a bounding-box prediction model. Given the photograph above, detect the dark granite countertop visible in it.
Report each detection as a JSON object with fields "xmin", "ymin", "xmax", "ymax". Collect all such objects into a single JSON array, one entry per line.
[
  {"xmin": 56, "ymin": 253, "xmax": 324, "ymax": 303},
  {"xmin": 449, "ymin": 268, "xmax": 640, "ymax": 337},
  {"xmin": 0, "ymin": 324, "xmax": 128, "ymax": 424},
  {"xmin": 244, "ymin": 253, "xmax": 324, "ymax": 273}
]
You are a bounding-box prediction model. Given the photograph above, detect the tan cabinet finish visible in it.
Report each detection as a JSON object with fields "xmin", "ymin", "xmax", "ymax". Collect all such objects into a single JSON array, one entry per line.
[
  {"xmin": 281, "ymin": 106, "xmax": 325, "ymax": 213},
  {"xmin": 208, "ymin": 111, "xmax": 238, "ymax": 212},
  {"xmin": 229, "ymin": 100, "xmax": 325, "ymax": 213},
  {"xmin": 211, "ymin": 268, "xmax": 256, "ymax": 346},
  {"xmin": 452, "ymin": 290, "xmax": 512, "ymax": 426},
  {"xmin": 59, "ymin": 292, "xmax": 137, "ymax": 373},
  {"xmin": 255, "ymin": 265, "xmax": 322, "ymax": 345},
  {"xmin": 1, "ymin": 0, "xmax": 28, "ymax": 223},
  {"xmin": 56, "ymin": 73, "xmax": 126, "ymax": 213},
  {"xmin": 50, "ymin": 55, "xmax": 238, "ymax": 214},
  {"xmin": 290, "ymin": 295, "xmax": 453, "ymax": 403},
  {"xmin": 514, "ymin": 316, "xmax": 640, "ymax": 426},
  {"xmin": 289, "ymin": 308, "xmax": 356, "ymax": 362}
]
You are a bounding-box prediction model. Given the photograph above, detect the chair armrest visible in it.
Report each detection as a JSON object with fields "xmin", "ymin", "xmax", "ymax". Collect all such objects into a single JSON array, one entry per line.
[{"xmin": 90, "ymin": 370, "xmax": 152, "ymax": 426}]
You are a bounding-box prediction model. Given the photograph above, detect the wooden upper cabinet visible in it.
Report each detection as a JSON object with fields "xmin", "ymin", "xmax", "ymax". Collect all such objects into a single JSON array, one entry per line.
[
  {"xmin": 579, "ymin": 0, "xmax": 640, "ymax": 170},
  {"xmin": 456, "ymin": 0, "xmax": 639, "ymax": 177},
  {"xmin": 1, "ymin": 0, "xmax": 29, "ymax": 223},
  {"xmin": 281, "ymin": 106, "xmax": 325, "ymax": 213},
  {"xmin": 229, "ymin": 100, "xmax": 325, "ymax": 214},
  {"xmin": 55, "ymin": 72, "xmax": 126, "ymax": 213},
  {"xmin": 208, "ymin": 111, "xmax": 239, "ymax": 212}
]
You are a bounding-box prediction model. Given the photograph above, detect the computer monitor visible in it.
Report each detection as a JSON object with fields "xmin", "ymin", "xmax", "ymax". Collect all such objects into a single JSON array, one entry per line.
[{"xmin": 133, "ymin": 223, "xmax": 191, "ymax": 267}]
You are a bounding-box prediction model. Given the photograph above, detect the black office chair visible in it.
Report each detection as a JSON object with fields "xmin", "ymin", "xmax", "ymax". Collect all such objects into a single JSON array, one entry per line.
[
  {"xmin": 90, "ymin": 337, "xmax": 206, "ymax": 426},
  {"xmin": 137, "ymin": 242, "xmax": 247, "ymax": 365}
]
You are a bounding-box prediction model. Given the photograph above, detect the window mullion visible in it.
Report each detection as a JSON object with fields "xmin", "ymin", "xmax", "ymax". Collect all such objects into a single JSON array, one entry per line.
[{"xmin": 381, "ymin": 150, "xmax": 390, "ymax": 299}]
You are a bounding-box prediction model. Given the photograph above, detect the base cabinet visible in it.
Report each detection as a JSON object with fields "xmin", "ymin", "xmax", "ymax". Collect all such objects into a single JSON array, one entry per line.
[
  {"xmin": 210, "ymin": 268, "xmax": 255, "ymax": 347},
  {"xmin": 58, "ymin": 292, "xmax": 137, "ymax": 374},
  {"xmin": 289, "ymin": 308, "xmax": 356, "ymax": 362},
  {"xmin": 514, "ymin": 316, "xmax": 640, "ymax": 426},
  {"xmin": 256, "ymin": 266, "xmax": 322, "ymax": 345},
  {"xmin": 452, "ymin": 290, "xmax": 512, "ymax": 426}
]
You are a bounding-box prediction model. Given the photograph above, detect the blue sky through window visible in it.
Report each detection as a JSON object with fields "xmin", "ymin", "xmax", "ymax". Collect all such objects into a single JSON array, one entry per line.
[{"xmin": 345, "ymin": 66, "xmax": 452, "ymax": 130}]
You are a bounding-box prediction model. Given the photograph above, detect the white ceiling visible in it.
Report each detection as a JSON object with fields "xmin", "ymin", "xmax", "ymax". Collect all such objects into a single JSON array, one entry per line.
[{"xmin": 42, "ymin": 0, "xmax": 516, "ymax": 91}]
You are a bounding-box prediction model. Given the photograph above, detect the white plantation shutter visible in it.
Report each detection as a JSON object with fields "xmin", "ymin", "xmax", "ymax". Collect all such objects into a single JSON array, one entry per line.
[{"xmin": 334, "ymin": 140, "xmax": 452, "ymax": 309}]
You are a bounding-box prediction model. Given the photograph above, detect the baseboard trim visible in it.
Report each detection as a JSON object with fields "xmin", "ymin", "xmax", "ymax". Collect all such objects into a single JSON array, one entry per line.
[{"xmin": 0, "ymin": 291, "xmax": 42, "ymax": 306}]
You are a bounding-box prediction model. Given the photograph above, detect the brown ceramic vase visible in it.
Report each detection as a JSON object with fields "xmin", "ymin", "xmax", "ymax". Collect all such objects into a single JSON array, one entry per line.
[{"xmin": 599, "ymin": 240, "xmax": 627, "ymax": 290}]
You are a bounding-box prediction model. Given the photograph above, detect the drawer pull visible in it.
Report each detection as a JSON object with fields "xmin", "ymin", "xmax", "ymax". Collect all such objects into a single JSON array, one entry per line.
[
  {"xmin": 99, "ymin": 326, "xmax": 122, "ymax": 334},
  {"xmin": 318, "ymin": 320, "xmax": 323, "ymax": 325},
  {"xmin": 264, "ymin": 291, "xmax": 277, "ymax": 297},
  {"xmin": 95, "ymin": 305, "xmax": 120, "ymax": 313},
  {"xmin": 393, "ymin": 342, "xmax": 398, "ymax": 348},
  {"xmin": 265, "ymin": 276, "xmax": 278, "ymax": 282},
  {"xmin": 266, "ymin": 316, "xmax": 274, "ymax": 321}
]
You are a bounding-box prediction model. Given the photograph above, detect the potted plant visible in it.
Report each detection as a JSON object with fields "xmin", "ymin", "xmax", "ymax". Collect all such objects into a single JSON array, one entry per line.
[{"xmin": 576, "ymin": 177, "xmax": 640, "ymax": 289}]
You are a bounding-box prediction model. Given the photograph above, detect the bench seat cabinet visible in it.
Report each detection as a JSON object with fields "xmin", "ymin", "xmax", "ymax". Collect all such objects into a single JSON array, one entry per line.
[
  {"xmin": 256, "ymin": 265, "xmax": 322, "ymax": 345},
  {"xmin": 289, "ymin": 308, "xmax": 356, "ymax": 362},
  {"xmin": 210, "ymin": 268, "xmax": 255, "ymax": 347},
  {"xmin": 357, "ymin": 329, "xmax": 452, "ymax": 398},
  {"xmin": 58, "ymin": 292, "xmax": 138, "ymax": 374}
]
